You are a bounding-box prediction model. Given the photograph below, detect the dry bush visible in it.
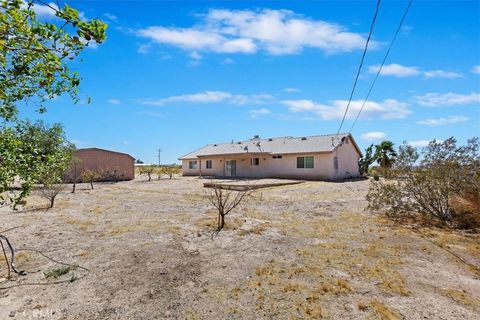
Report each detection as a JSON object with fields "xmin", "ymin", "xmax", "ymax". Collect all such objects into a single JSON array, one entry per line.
[
  {"xmin": 450, "ymin": 194, "xmax": 480, "ymax": 230},
  {"xmin": 207, "ymin": 184, "xmax": 254, "ymax": 231},
  {"xmin": 159, "ymin": 166, "xmax": 181, "ymax": 179},
  {"xmin": 101, "ymin": 169, "xmax": 124, "ymax": 183},
  {"xmin": 37, "ymin": 183, "xmax": 65, "ymax": 208},
  {"xmin": 81, "ymin": 170, "xmax": 98, "ymax": 189},
  {"xmin": 367, "ymin": 137, "xmax": 480, "ymax": 230},
  {"xmin": 139, "ymin": 166, "xmax": 155, "ymax": 182}
]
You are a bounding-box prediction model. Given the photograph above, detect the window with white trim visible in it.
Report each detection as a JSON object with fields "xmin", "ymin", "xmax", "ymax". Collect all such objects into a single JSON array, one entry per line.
[
  {"xmin": 297, "ymin": 156, "xmax": 314, "ymax": 169},
  {"xmin": 189, "ymin": 160, "xmax": 197, "ymax": 169},
  {"xmin": 206, "ymin": 160, "xmax": 212, "ymax": 169},
  {"xmin": 251, "ymin": 158, "xmax": 260, "ymax": 166}
]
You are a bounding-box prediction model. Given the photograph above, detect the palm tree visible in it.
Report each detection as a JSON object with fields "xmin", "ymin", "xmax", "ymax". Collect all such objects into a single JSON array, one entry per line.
[{"xmin": 375, "ymin": 140, "xmax": 397, "ymax": 169}]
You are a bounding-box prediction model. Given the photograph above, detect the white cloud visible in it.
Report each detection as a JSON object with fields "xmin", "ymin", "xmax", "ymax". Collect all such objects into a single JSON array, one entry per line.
[
  {"xmin": 137, "ymin": 27, "xmax": 256, "ymax": 54},
  {"xmin": 281, "ymin": 98, "xmax": 410, "ymax": 120},
  {"xmin": 361, "ymin": 131, "xmax": 387, "ymax": 141},
  {"xmin": 108, "ymin": 99, "xmax": 121, "ymax": 105},
  {"xmin": 414, "ymin": 92, "xmax": 480, "ymax": 107},
  {"xmin": 417, "ymin": 115, "xmax": 469, "ymax": 126},
  {"xmin": 29, "ymin": 2, "xmax": 59, "ymax": 18},
  {"xmin": 249, "ymin": 108, "xmax": 271, "ymax": 118},
  {"xmin": 137, "ymin": 9, "xmax": 373, "ymax": 56},
  {"xmin": 221, "ymin": 58, "xmax": 235, "ymax": 64},
  {"xmin": 25, "ymin": 2, "xmax": 86, "ymax": 22},
  {"xmin": 423, "ymin": 70, "xmax": 462, "ymax": 79},
  {"xmin": 368, "ymin": 63, "xmax": 462, "ymax": 79},
  {"xmin": 189, "ymin": 51, "xmax": 203, "ymax": 60},
  {"xmin": 138, "ymin": 44, "xmax": 151, "ymax": 55},
  {"xmin": 407, "ymin": 140, "xmax": 442, "ymax": 148},
  {"xmin": 139, "ymin": 91, "xmax": 275, "ymax": 106},
  {"xmin": 284, "ymin": 88, "xmax": 300, "ymax": 93},
  {"xmin": 136, "ymin": 111, "xmax": 164, "ymax": 118},
  {"xmin": 104, "ymin": 13, "xmax": 117, "ymax": 21},
  {"xmin": 368, "ymin": 63, "xmax": 420, "ymax": 77},
  {"xmin": 472, "ymin": 65, "xmax": 480, "ymax": 74}
]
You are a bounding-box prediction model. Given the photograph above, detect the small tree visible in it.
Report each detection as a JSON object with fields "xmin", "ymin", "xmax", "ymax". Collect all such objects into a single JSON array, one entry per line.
[
  {"xmin": 38, "ymin": 182, "xmax": 66, "ymax": 209},
  {"xmin": 367, "ymin": 137, "xmax": 480, "ymax": 229},
  {"xmin": 375, "ymin": 141, "xmax": 397, "ymax": 178},
  {"xmin": 105, "ymin": 169, "xmax": 123, "ymax": 183},
  {"xmin": 81, "ymin": 170, "xmax": 98, "ymax": 190},
  {"xmin": 0, "ymin": 0, "xmax": 107, "ymax": 121},
  {"xmin": 394, "ymin": 142, "xmax": 419, "ymax": 174},
  {"xmin": 139, "ymin": 166, "xmax": 155, "ymax": 182},
  {"xmin": 1, "ymin": 121, "xmax": 74, "ymax": 208},
  {"xmin": 208, "ymin": 184, "xmax": 254, "ymax": 231},
  {"xmin": 358, "ymin": 144, "xmax": 377, "ymax": 176},
  {"xmin": 160, "ymin": 166, "xmax": 181, "ymax": 180},
  {"xmin": 65, "ymin": 157, "xmax": 83, "ymax": 193}
]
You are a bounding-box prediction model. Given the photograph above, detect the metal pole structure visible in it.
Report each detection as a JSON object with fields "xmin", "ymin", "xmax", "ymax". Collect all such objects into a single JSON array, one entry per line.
[{"xmin": 157, "ymin": 148, "xmax": 162, "ymax": 167}]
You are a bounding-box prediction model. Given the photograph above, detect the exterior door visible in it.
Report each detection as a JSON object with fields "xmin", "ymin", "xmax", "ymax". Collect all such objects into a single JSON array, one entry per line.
[{"xmin": 225, "ymin": 160, "xmax": 237, "ymax": 176}]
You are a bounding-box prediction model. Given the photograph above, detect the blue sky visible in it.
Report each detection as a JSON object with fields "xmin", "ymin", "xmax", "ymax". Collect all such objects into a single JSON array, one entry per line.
[{"xmin": 20, "ymin": 1, "xmax": 480, "ymax": 164}]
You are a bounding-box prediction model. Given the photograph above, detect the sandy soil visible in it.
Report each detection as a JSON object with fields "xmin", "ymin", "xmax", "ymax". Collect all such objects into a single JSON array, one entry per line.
[{"xmin": 1, "ymin": 177, "xmax": 479, "ymax": 319}]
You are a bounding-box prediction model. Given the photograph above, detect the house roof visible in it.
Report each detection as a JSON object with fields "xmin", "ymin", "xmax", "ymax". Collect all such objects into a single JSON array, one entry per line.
[
  {"xmin": 179, "ymin": 133, "xmax": 362, "ymax": 160},
  {"xmin": 76, "ymin": 148, "xmax": 135, "ymax": 160}
]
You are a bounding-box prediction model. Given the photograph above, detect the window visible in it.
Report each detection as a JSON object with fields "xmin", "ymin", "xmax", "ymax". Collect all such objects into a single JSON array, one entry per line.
[
  {"xmin": 272, "ymin": 155, "xmax": 283, "ymax": 159},
  {"xmin": 189, "ymin": 160, "xmax": 197, "ymax": 169},
  {"xmin": 334, "ymin": 156, "xmax": 338, "ymax": 170},
  {"xmin": 297, "ymin": 156, "xmax": 314, "ymax": 169},
  {"xmin": 206, "ymin": 160, "xmax": 212, "ymax": 169},
  {"xmin": 251, "ymin": 158, "xmax": 260, "ymax": 166}
]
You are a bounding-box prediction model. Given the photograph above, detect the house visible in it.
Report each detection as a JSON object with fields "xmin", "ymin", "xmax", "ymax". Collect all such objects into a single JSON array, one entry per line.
[
  {"xmin": 67, "ymin": 148, "xmax": 135, "ymax": 182},
  {"xmin": 179, "ymin": 133, "xmax": 362, "ymax": 180}
]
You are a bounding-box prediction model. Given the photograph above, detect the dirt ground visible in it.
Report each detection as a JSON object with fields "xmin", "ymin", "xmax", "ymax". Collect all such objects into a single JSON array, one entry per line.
[{"xmin": 1, "ymin": 177, "xmax": 479, "ymax": 319}]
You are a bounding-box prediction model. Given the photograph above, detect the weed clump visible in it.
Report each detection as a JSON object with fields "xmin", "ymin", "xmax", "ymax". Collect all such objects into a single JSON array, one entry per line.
[{"xmin": 44, "ymin": 266, "xmax": 70, "ymax": 279}]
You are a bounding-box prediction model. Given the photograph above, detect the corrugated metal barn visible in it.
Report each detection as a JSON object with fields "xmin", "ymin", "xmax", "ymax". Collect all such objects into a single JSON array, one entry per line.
[{"xmin": 68, "ymin": 148, "xmax": 135, "ymax": 182}]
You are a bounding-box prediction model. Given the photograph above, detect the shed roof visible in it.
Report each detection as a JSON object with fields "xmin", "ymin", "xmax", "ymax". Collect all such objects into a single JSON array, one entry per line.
[
  {"xmin": 179, "ymin": 133, "xmax": 362, "ymax": 160},
  {"xmin": 76, "ymin": 148, "xmax": 135, "ymax": 160}
]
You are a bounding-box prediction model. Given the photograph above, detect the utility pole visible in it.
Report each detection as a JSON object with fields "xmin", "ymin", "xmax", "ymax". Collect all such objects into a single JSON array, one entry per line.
[{"xmin": 157, "ymin": 148, "xmax": 162, "ymax": 167}]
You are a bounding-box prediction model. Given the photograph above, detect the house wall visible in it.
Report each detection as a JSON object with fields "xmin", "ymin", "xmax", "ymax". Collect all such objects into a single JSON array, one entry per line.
[
  {"xmin": 331, "ymin": 138, "xmax": 361, "ymax": 179},
  {"xmin": 67, "ymin": 149, "xmax": 135, "ymax": 181},
  {"xmin": 182, "ymin": 152, "xmax": 337, "ymax": 180}
]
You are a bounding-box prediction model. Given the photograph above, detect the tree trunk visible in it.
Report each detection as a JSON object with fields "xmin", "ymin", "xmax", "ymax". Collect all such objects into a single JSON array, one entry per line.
[
  {"xmin": 90, "ymin": 181, "xmax": 94, "ymax": 190},
  {"xmin": 49, "ymin": 197, "xmax": 55, "ymax": 208},
  {"xmin": 218, "ymin": 213, "xmax": 225, "ymax": 231},
  {"xmin": 72, "ymin": 182, "xmax": 76, "ymax": 193}
]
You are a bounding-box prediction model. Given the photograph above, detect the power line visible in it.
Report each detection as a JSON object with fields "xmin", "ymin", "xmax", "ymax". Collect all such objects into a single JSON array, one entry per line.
[
  {"xmin": 336, "ymin": 0, "xmax": 382, "ymax": 135},
  {"xmin": 350, "ymin": 0, "xmax": 413, "ymax": 133}
]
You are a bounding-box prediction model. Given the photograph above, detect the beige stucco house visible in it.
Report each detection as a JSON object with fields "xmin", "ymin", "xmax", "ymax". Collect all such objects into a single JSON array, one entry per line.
[{"xmin": 179, "ymin": 133, "xmax": 362, "ymax": 180}]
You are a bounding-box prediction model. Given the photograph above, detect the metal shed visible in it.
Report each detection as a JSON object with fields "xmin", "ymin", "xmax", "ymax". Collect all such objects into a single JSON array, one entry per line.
[{"xmin": 69, "ymin": 148, "xmax": 135, "ymax": 182}]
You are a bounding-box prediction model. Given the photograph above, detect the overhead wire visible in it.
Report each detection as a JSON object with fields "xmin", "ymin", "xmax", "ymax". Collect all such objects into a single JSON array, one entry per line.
[
  {"xmin": 336, "ymin": 0, "xmax": 382, "ymax": 136},
  {"xmin": 349, "ymin": 0, "xmax": 414, "ymax": 132}
]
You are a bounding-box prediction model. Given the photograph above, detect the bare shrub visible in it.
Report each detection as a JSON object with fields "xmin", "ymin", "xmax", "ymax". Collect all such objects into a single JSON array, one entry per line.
[
  {"xmin": 160, "ymin": 166, "xmax": 181, "ymax": 180},
  {"xmin": 65, "ymin": 157, "xmax": 83, "ymax": 193},
  {"xmin": 139, "ymin": 166, "xmax": 155, "ymax": 182},
  {"xmin": 81, "ymin": 170, "xmax": 98, "ymax": 190},
  {"xmin": 103, "ymin": 169, "xmax": 124, "ymax": 183},
  {"xmin": 207, "ymin": 184, "xmax": 254, "ymax": 231},
  {"xmin": 367, "ymin": 137, "xmax": 480, "ymax": 229},
  {"xmin": 450, "ymin": 194, "xmax": 480, "ymax": 230},
  {"xmin": 37, "ymin": 183, "xmax": 66, "ymax": 209}
]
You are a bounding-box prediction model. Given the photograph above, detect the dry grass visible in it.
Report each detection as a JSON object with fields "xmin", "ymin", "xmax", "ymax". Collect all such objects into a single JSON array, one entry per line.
[
  {"xmin": 368, "ymin": 299, "xmax": 403, "ymax": 320},
  {"xmin": 62, "ymin": 217, "xmax": 95, "ymax": 231},
  {"xmin": 443, "ymin": 288, "xmax": 480, "ymax": 308},
  {"xmin": 1, "ymin": 177, "xmax": 479, "ymax": 319}
]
